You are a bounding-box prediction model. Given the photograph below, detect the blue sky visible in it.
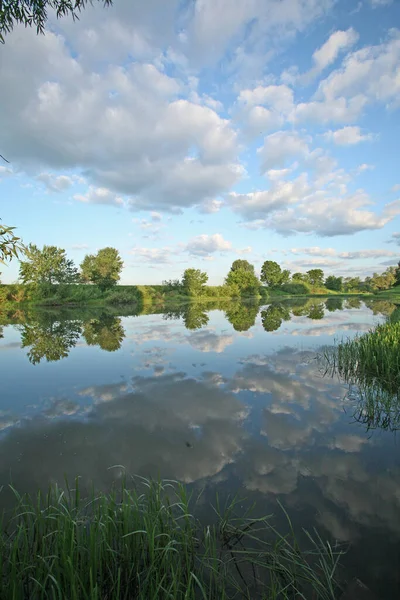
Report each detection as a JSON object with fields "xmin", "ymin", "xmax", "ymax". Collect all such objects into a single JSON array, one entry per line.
[{"xmin": 1, "ymin": 0, "xmax": 400, "ymax": 285}]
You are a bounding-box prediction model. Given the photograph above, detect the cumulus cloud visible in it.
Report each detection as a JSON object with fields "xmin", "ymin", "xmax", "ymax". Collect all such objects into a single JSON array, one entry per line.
[
  {"xmin": 74, "ymin": 186, "xmax": 124, "ymax": 206},
  {"xmin": 296, "ymin": 30, "xmax": 400, "ymax": 124},
  {"xmin": 324, "ymin": 126, "xmax": 374, "ymax": 145},
  {"xmin": 36, "ymin": 172, "xmax": 76, "ymax": 192},
  {"xmin": 290, "ymin": 247, "xmax": 397, "ymax": 260},
  {"xmin": 184, "ymin": 233, "xmax": 233, "ymax": 256},
  {"xmin": 257, "ymin": 131, "xmax": 310, "ymax": 171},
  {"xmin": 0, "ymin": 29, "xmax": 241, "ymax": 213}
]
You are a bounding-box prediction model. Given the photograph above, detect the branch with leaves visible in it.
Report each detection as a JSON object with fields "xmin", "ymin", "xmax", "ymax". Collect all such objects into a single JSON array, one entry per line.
[
  {"xmin": 0, "ymin": 0, "xmax": 113, "ymax": 42},
  {"xmin": 0, "ymin": 222, "xmax": 25, "ymax": 264}
]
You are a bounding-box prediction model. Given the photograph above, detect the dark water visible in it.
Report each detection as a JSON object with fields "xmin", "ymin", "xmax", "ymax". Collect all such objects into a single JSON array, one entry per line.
[{"xmin": 1, "ymin": 298, "xmax": 399, "ymax": 597}]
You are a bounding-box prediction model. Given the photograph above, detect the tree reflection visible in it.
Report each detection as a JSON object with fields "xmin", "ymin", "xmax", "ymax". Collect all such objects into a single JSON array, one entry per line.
[
  {"xmin": 225, "ymin": 301, "xmax": 259, "ymax": 331},
  {"xmin": 325, "ymin": 297, "xmax": 343, "ymax": 312},
  {"xmin": 19, "ymin": 314, "xmax": 82, "ymax": 365},
  {"xmin": 306, "ymin": 302, "xmax": 325, "ymax": 320},
  {"xmin": 82, "ymin": 314, "xmax": 125, "ymax": 351},
  {"xmin": 182, "ymin": 304, "xmax": 209, "ymax": 330},
  {"xmin": 261, "ymin": 304, "xmax": 290, "ymax": 332},
  {"xmin": 344, "ymin": 297, "xmax": 362, "ymax": 310}
]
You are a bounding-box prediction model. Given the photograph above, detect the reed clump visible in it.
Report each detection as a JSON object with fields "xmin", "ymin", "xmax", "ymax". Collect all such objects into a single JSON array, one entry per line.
[{"xmin": 0, "ymin": 478, "xmax": 341, "ymax": 599}]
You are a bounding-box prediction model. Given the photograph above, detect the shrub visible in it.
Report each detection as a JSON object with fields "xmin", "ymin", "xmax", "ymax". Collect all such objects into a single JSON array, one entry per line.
[{"xmin": 281, "ymin": 282, "xmax": 311, "ymax": 295}]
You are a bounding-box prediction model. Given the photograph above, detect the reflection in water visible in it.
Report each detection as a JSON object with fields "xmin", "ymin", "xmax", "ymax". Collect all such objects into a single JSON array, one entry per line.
[
  {"xmin": 261, "ymin": 303, "xmax": 290, "ymax": 331},
  {"xmin": 325, "ymin": 297, "xmax": 344, "ymax": 312},
  {"xmin": 18, "ymin": 314, "xmax": 82, "ymax": 364},
  {"xmin": 1, "ymin": 298, "xmax": 400, "ymax": 597},
  {"xmin": 82, "ymin": 314, "xmax": 125, "ymax": 351},
  {"xmin": 224, "ymin": 300, "xmax": 258, "ymax": 331}
]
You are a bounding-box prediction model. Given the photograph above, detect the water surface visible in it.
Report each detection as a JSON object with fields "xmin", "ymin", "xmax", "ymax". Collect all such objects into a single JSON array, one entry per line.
[{"xmin": 1, "ymin": 298, "xmax": 399, "ymax": 597}]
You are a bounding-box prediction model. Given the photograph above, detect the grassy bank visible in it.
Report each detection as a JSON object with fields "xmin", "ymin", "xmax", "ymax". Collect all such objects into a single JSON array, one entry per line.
[
  {"xmin": 321, "ymin": 309, "xmax": 400, "ymax": 430},
  {"xmin": 0, "ymin": 478, "xmax": 341, "ymax": 600},
  {"xmin": 0, "ymin": 282, "xmax": 373, "ymax": 309}
]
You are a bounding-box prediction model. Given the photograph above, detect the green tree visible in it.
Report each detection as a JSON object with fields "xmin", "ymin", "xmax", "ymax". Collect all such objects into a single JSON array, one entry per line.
[
  {"xmin": 306, "ymin": 301, "xmax": 325, "ymax": 320},
  {"xmin": 343, "ymin": 277, "xmax": 361, "ymax": 292},
  {"xmin": 260, "ymin": 261, "xmax": 290, "ymax": 288},
  {"xmin": 0, "ymin": 0, "xmax": 113, "ymax": 42},
  {"xmin": 19, "ymin": 244, "xmax": 79, "ymax": 285},
  {"xmin": 225, "ymin": 301, "xmax": 259, "ymax": 331},
  {"xmin": 325, "ymin": 275, "xmax": 343, "ymax": 292},
  {"xmin": 292, "ymin": 272, "xmax": 307, "ymax": 282},
  {"xmin": 80, "ymin": 247, "xmax": 123, "ymax": 291},
  {"xmin": 306, "ymin": 269, "xmax": 324, "ymax": 287},
  {"xmin": 230, "ymin": 259, "xmax": 255, "ymax": 273},
  {"xmin": 182, "ymin": 268, "xmax": 208, "ymax": 297},
  {"xmin": 395, "ymin": 261, "xmax": 400, "ymax": 287},
  {"xmin": 225, "ymin": 268, "xmax": 260, "ymax": 297},
  {"xmin": 0, "ymin": 221, "xmax": 25, "ymax": 264},
  {"xmin": 82, "ymin": 314, "xmax": 125, "ymax": 351},
  {"xmin": 261, "ymin": 303, "xmax": 290, "ymax": 332},
  {"xmin": 369, "ymin": 268, "xmax": 396, "ymax": 291}
]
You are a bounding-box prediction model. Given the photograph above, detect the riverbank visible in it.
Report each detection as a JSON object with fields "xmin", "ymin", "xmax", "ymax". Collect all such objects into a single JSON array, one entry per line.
[
  {"xmin": 0, "ymin": 282, "xmax": 381, "ymax": 309},
  {"xmin": 1, "ymin": 478, "xmax": 341, "ymax": 600}
]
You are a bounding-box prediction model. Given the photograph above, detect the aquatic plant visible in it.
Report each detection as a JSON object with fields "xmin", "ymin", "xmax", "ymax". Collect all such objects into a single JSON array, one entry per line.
[{"xmin": 0, "ymin": 478, "xmax": 341, "ymax": 599}]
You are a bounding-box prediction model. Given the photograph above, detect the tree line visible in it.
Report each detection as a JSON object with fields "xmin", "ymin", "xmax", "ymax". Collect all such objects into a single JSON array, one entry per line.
[{"xmin": 1, "ymin": 244, "xmax": 400, "ymax": 297}]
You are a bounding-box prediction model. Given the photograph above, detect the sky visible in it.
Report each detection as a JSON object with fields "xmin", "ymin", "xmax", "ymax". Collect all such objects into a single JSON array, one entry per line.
[{"xmin": 1, "ymin": 0, "xmax": 400, "ymax": 285}]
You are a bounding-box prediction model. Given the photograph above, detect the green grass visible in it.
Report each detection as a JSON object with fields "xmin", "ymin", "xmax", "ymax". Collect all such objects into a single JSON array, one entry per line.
[
  {"xmin": 321, "ymin": 316, "xmax": 400, "ymax": 430},
  {"xmin": 0, "ymin": 478, "xmax": 342, "ymax": 599}
]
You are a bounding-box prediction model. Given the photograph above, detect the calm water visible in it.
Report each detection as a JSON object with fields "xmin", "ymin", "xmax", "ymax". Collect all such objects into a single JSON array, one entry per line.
[{"xmin": 1, "ymin": 298, "xmax": 399, "ymax": 597}]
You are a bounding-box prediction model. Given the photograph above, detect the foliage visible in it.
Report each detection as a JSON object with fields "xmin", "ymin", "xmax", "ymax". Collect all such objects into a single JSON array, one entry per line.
[
  {"xmin": 80, "ymin": 247, "xmax": 123, "ymax": 291},
  {"xmin": 182, "ymin": 268, "xmax": 208, "ymax": 297},
  {"xmin": 365, "ymin": 267, "xmax": 396, "ymax": 292},
  {"xmin": 395, "ymin": 261, "xmax": 400, "ymax": 287},
  {"xmin": 292, "ymin": 272, "xmax": 308, "ymax": 282},
  {"xmin": 105, "ymin": 287, "xmax": 144, "ymax": 307},
  {"xmin": 280, "ymin": 281, "xmax": 310, "ymax": 295},
  {"xmin": 162, "ymin": 278, "xmax": 183, "ymax": 292},
  {"xmin": 260, "ymin": 260, "xmax": 290, "ymax": 288},
  {"xmin": 321, "ymin": 320, "xmax": 400, "ymax": 431},
  {"xmin": 229, "ymin": 259, "xmax": 255, "ymax": 273},
  {"xmin": 306, "ymin": 269, "xmax": 324, "ymax": 287},
  {"xmin": 261, "ymin": 303, "xmax": 290, "ymax": 332},
  {"xmin": 0, "ymin": 478, "xmax": 341, "ymax": 600},
  {"xmin": 225, "ymin": 265, "xmax": 260, "ymax": 297},
  {"xmin": 0, "ymin": 0, "xmax": 113, "ymax": 42},
  {"xmin": 325, "ymin": 275, "xmax": 343, "ymax": 292},
  {"xmin": 342, "ymin": 277, "xmax": 361, "ymax": 293},
  {"xmin": 83, "ymin": 314, "xmax": 125, "ymax": 351},
  {"xmin": 225, "ymin": 300, "xmax": 259, "ymax": 331},
  {"xmin": 325, "ymin": 297, "xmax": 343, "ymax": 312},
  {"xmin": 182, "ymin": 303, "xmax": 209, "ymax": 329},
  {"xmin": 19, "ymin": 244, "xmax": 79, "ymax": 285},
  {"xmin": 0, "ymin": 222, "xmax": 25, "ymax": 264},
  {"xmin": 18, "ymin": 314, "xmax": 82, "ymax": 364},
  {"xmin": 307, "ymin": 301, "xmax": 325, "ymax": 320}
]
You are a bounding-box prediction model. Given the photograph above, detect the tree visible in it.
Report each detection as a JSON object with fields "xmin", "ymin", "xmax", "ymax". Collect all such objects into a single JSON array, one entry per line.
[
  {"xmin": 225, "ymin": 301, "xmax": 259, "ymax": 331},
  {"xmin": 260, "ymin": 261, "xmax": 290, "ymax": 288},
  {"xmin": 230, "ymin": 259, "xmax": 255, "ymax": 273},
  {"xmin": 182, "ymin": 268, "xmax": 208, "ymax": 297},
  {"xmin": 19, "ymin": 244, "xmax": 79, "ymax": 285},
  {"xmin": 307, "ymin": 269, "xmax": 324, "ymax": 287},
  {"xmin": 306, "ymin": 301, "xmax": 324, "ymax": 320},
  {"xmin": 80, "ymin": 247, "xmax": 123, "ymax": 291},
  {"xmin": 183, "ymin": 304, "xmax": 209, "ymax": 329},
  {"xmin": 325, "ymin": 297, "xmax": 343, "ymax": 312},
  {"xmin": 394, "ymin": 261, "xmax": 400, "ymax": 287},
  {"xmin": 225, "ymin": 268, "xmax": 259, "ymax": 297},
  {"xmin": 18, "ymin": 314, "xmax": 82, "ymax": 364},
  {"xmin": 0, "ymin": 221, "xmax": 25, "ymax": 264},
  {"xmin": 369, "ymin": 267, "xmax": 396, "ymax": 291},
  {"xmin": 292, "ymin": 272, "xmax": 307, "ymax": 282},
  {"xmin": 0, "ymin": 0, "xmax": 113, "ymax": 42},
  {"xmin": 325, "ymin": 275, "xmax": 343, "ymax": 292}
]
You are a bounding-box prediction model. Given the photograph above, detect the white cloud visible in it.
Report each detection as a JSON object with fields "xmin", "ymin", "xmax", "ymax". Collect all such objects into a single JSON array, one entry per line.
[
  {"xmin": 324, "ymin": 126, "xmax": 373, "ymax": 145},
  {"xmin": 74, "ymin": 186, "xmax": 124, "ymax": 206},
  {"xmin": 237, "ymin": 85, "xmax": 295, "ymax": 135},
  {"xmin": 0, "ymin": 29, "xmax": 241, "ymax": 213},
  {"xmin": 130, "ymin": 247, "xmax": 175, "ymax": 264},
  {"xmin": 36, "ymin": 172, "xmax": 75, "ymax": 192},
  {"xmin": 257, "ymin": 131, "xmax": 310, "ymax": 171},
  {"xmin": 307, "ymin": 28, "xmax": 359, "ymax": 81},
  {"xmin": 290, "ymin": 247, "xmax": 398, "ymax": 260},
  {"xmin": 391, "ymin": 184, "xmax": 400, "ymax": 192},
  {"xmin": 369, "ymin": 0, "xmax": 393, "ymax": 6},
  {"xmin": 184, "ymin": 233, "xmax": 233, "ymax": 256},
  {"xmin": 0, "ymin": 166, "xmax": 13, "ymax": 178},
  {"xmin": 71, "ymin": 244, "xmax": 89, "ymax": 250}
]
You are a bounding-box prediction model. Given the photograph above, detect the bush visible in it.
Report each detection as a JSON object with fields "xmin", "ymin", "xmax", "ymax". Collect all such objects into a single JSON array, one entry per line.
[
  {"xmin": 281, "ymin": 282, "xmax": 311, "ymax": 295},
  {"xmin": 105, "ymin": 288, "xmax": 143, "ymax": 306}
]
